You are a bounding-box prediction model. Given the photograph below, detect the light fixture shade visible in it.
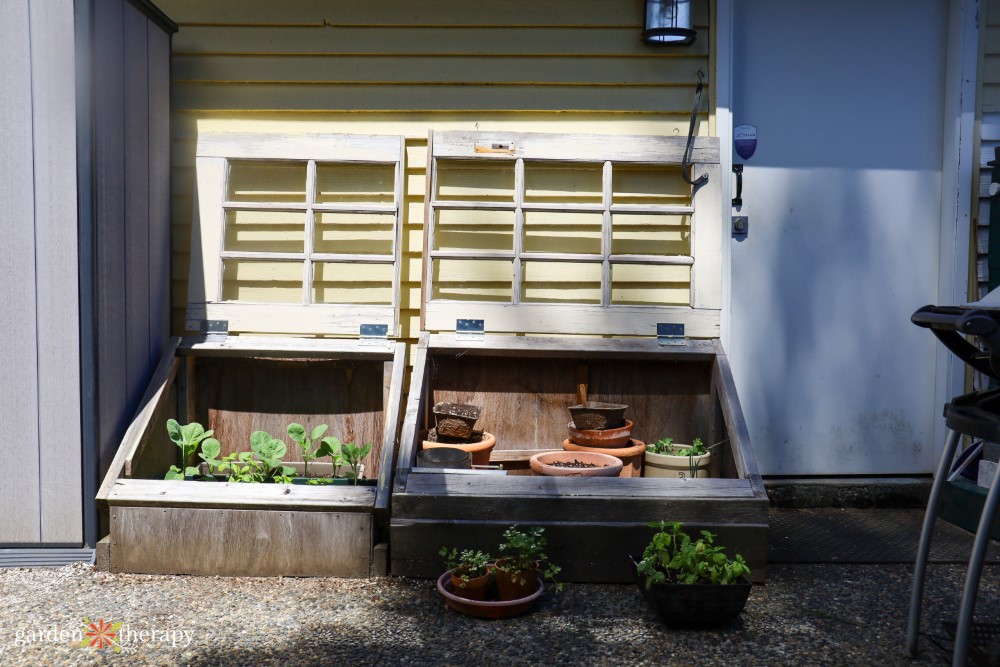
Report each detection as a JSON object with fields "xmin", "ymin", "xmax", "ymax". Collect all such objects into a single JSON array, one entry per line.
[{"xmin": 643, "ymin": 0, "xmax": 696, "ymax": 45}]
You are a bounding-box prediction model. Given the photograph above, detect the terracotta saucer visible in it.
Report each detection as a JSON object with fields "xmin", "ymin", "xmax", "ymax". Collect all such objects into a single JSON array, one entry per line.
[{"xmin": 436, "ymin": 570, "xmax": 543, "ymax": 619}]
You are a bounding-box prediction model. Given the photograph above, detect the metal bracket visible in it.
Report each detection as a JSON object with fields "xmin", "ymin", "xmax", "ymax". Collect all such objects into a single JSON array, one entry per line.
[
  {"xmin": 202, "ymin": 319, "xmax": 229, "ymax": 343},
  {"xmin": 360, "ymin": 323, "xmax": 390, "ymax": 347},
  {"xmin": 732, "ymin": 215, "xmax": 749, "ymax": 238},
  {"xmin": 456, "ymin": 319, "xmax": 485, "ymax": 342},
  {"xmin": 657, "ymin": 322, "xmax": 685, "ymax": 346}
]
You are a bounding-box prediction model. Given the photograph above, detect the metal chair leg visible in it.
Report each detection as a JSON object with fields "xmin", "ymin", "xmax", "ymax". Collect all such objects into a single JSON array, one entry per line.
[
  {"xmin": 908, "ymin": 429, "xmax": 962, "ymax": 657},
  {"xmin": 953, "ymin": 457, "xmax": 1000, "ymax": 666}
]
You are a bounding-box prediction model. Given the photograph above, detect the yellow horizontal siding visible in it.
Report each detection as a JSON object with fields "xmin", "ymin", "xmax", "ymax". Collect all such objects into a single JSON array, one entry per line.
[{"xmin": 160, "ymin": 0, "xmax": 715, "ymax": 348}]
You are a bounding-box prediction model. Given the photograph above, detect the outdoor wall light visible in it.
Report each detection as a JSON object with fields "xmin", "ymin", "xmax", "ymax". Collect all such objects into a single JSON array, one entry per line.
[{"xmin": 643, "ymin": 0, "xmax": 696, "ymax": 45}]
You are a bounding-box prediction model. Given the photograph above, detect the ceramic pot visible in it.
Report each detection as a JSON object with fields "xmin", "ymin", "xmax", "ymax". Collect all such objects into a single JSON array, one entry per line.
[
  {"xmin": 432, "ymin": 402, "xmax": 482, "ymax": 439},
  {"xmin": 567, "ymin": 419, "xmax": 633, "ymax": 448},
  {"xmin": 494, "ymin": 559, "xmax": 541, "ymax": 601},
  {"xmin": 643, "ymin": 445, "xmax": 711, "ymax": 478},
  {"xmin": 437, "ymin": 570, "xmax": 543, "ymax": 618},
  {"xmin": 568, "ymin": 402, "xmax": 627, "ymax": 430},
  {"xmin": 562, "ymin": 438, "xmax": 646, "ymax": 477},
  {"xmin": 450, "ymin": 566, "xmax": 493, "ymax": 601},
  {"xmin": 529, "ymin": 451, "xmax": 622, "ymax": 477},
  {"xmin": 421, "ymin": 431, "xmax": 496, "ymax": 466},
  {"xmin": 630, "ymin": 556, "xmax": 751, "ymax": 627}
]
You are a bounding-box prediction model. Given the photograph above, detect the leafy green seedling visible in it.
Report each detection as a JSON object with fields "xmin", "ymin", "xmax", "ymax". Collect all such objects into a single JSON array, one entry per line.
[
  {"xmin": 340, "ymin": 442, "xmax": 372, "ymax": 484},
  {"xmin": 288, "ymin": 423, "xmax": 340, "ymax": 479},
  {"xmin": 636, "ymin": 520, "xmax": 750, "ymax": 588},
  {"xmin": 249, "ymin": 431, "xmax": 296, "ymax": 483},
  {"xmin": 164, "ymin": 419, "xmax": 216, "ymax": 480}
]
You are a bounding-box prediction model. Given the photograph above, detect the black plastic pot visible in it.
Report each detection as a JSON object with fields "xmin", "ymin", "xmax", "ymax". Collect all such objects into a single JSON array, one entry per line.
[
  {"xmin": 416, "ymin": 448, "xmax": 473, "ymax": 469},
  {"xmin": 432, "ymin": 402, "xmax": 482, "ymax": 439},
  {"xmin": 569, "ymin": 402, "xmax": 627, "ymax": 430},
  {"xmin": 630, "ymin": 556, "xmax": 751, "ymax": 628}
]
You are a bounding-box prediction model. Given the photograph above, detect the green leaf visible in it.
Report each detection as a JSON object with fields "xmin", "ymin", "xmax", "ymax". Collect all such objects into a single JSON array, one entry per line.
[
  {"xmin": 181, "ymin": 422, "xmax": 206, "ymax": 444},
  {"xmin": 164, "ymin": 465, "xmax": 184, "ymax": 480},
  {"xmin": 317, "ymin": 436, "xmax": 340, "ymax": 458},
  {"xmin": 360, "ymin": 442, "xmax": 373, "ymax": 459},
  {"xmin": 281, "ymin": 465, "xmax": 296, "ymax": 477},
  {"xmin": 166, "ymin": 419, "xmax": 182, "ymax": 446},
  {"xmin": 201, "ymin": 438, "xmax": 221, "ymax": 461},
  {"xmin": 287, "ymin": 423, "xmax": 306, "ymax": 443},
  {"xmin": 311, "ymin": 424, "xmax": 328, "ymax": 441},
  {"xmin": 250, "ymin": 431, "xmax": 272, "ymax": 451},
  {"xmin": 185, "ymin": 466, "xmax": 200, "ymax": 476}
]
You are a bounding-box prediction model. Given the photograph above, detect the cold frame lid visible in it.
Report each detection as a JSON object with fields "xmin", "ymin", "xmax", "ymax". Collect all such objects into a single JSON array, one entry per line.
[{"xmin": 186, "ymin": 132, "xmax": 405, "ymax": 337}]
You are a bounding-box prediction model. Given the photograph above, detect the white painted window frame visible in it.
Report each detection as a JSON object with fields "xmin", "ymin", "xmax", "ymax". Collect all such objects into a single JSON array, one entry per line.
[
  {"xmin": 422, "ymin": 130, "xmax": 723, "ymax": 338},
  {"xmin": 186, "ymin": 133, "xmax": 405, "ymax": 336}
]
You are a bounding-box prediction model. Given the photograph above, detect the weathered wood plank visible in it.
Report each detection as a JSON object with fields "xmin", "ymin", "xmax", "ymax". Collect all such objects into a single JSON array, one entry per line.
[
  {"xmin": 111, "ymin": 506, "xmax": 372, "ymax": 576},
  {"xmin": 425, "ymin": 334, "xmax": 719, "ymax": 358},
  {"xmin": 395, "ymin": 335, "xmax": 430, "ymax": 492},
  {"xmin": 106, "ymin": 478, "xmax": 376, "ymax": 511},
  {"xmin": 375, "ymin": 342, "xmax": 407, "ymax": 514},
  {"xmin": 402, "ymin": 474, "xmax": 753, "ymax": 498},
  {"xmin": 691, "ymin": 163, "xmax": 722, "ymax": 309},
  {"xmin": 434, "ymin": 132, "xmax": 720, "ymax": 164},
  {"xmin": 0, "ymin": 0, "xmax": 41, "ymax": 543},
  {"xmin": 712, "ymin": 352, "xmax": 765, "ymax": 496},
  {"xmin": 198, "ymin": 132, "xmax": 401, "ymax": 162},
  {"xmin": 423, "ymin": 303, "xmax": 720, "ymax": 337},
  {"xmin": 30, "ymin": 0, "xmax": 82, "ymax": 544},
  {"xmin": 179, "ymin": 335, "xmax": 397, "ymax": 359},
  {"xmin": 390, "ymin": 519, "xmax": 767, "ymax": 583},
  {"xmin": 185, "ymin": 302, "xmax": 398, "ymax": 336}
]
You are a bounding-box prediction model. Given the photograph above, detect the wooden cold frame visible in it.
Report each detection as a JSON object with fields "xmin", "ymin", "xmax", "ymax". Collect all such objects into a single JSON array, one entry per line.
[
  {"xmin": 187, "ymin": 133, "xmax": 406, "ymax": 336},
  {"xmin": 422, "ymin": 131, "xmax": 722, "ymax": 337}
]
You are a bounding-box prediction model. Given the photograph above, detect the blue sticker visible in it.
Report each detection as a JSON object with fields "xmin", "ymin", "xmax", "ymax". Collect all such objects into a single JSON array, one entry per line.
[{"xmin": 734, "ymin": 124, "xmax": 757, "ymax": 160}]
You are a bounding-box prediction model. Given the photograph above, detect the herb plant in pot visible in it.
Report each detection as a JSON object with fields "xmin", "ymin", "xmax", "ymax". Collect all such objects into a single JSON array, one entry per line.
[
  {"xmin": 439, "ymin": 547, "xmax": 494, "ymax": 601},
  {"xmin": 632, "ymin": 521, "xmax": 751, "ymax": 628},
  {"xmin": 494, "ymin": 526, "xmax": 561, "ymax": 601},
  {"xmin": 644, "ymin": 437, "xmax": 712, "ymax": 478}
]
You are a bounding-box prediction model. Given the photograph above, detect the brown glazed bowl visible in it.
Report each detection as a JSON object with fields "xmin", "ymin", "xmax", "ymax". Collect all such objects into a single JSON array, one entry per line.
[{"xmin": 568, "ymin": 419, "xmax": 633, "ymax": 448}]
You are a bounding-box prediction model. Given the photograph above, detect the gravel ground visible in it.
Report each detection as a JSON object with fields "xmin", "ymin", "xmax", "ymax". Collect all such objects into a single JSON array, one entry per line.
[{"xmin": 0, "ymin": 562, "xmax": 997, "ymax": 666}]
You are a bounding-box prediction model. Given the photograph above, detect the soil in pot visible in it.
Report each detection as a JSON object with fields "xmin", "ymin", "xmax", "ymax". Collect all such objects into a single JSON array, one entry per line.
[
  {"xmin": 529, "ymin": 451, "xmax": 623, "ymax": 477},
  {"xmin": 562, "ymin": 438, "xmax": 646, "ymax": 478},
  {"xmin": 432, "ymin": 402, "xmax": 482, "ymax": 440},
  {"xmin": 568, "ymin": 402, "xmax": 627, "ymax": 430}
]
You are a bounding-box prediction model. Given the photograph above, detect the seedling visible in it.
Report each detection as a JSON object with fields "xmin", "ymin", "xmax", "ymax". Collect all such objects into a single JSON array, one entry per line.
[
  {"xmin": 164, "ymin": 419, "xmax": 219, "ymax": 480},
  {"xmin": 496, "ymin": 525, "xmax": 562, "ymax": 591},
  {"xmin": 340, "ymin": 442, "xmax": 372, "ymax": 484},
  {"xmin": 287, "ymin": 423, "xmax": 342, "ymax": 479}
]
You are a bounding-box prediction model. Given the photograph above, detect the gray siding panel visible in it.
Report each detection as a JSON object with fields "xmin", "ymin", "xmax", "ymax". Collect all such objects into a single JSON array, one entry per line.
[
  {"xmin": 0, "ymin": 0, "xmax": 42, "ymax": 543},
  {"xmin": 148, "ymin": 24, "xmax": 171, "ymax": 372},
  {"xmin": 31, "ymin": 0, "xmax": 83, "ymax": 544}
]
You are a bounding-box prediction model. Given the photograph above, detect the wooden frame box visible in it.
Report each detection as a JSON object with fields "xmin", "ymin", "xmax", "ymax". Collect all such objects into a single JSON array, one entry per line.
[
  {"xmin": 391, "ymin": 335, "xmax": 768, "ymax": 583},
  {"xmin": 96, "ymin": 132, "xmax": 409, "ymax": 577},
  {"xmin": 392, "ymin": 131, "xmax": 767, "ymax": 583}
]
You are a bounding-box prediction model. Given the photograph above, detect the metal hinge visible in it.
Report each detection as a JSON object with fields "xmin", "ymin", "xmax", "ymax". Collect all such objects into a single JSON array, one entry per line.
[
  {"xmin": 202, "ymin": 320, "xmax": 229, "ymax": 343},
  {"xmin": 456, "ymin": 319, "xmax": 485, "ymax": 342},
  {"xmin": 360, "ymin": 323, "xmax": 390, "ymax": 347},
  {"xmin": 657, "ymin": 323, "xmax": 685, "ymax": 346}
]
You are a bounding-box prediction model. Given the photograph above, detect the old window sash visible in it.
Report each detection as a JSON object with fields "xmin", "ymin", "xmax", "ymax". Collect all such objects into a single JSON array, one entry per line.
[
  {"xmin": 422, "ymin": 131, "xmax": 722, "ymax": 338},
  {"xmin": 187, "ymin": 133, "xmax": 405, "ymax": 336}
]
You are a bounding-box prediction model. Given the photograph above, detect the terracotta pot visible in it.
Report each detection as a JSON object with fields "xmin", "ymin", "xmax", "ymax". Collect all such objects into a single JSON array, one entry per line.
[
  {"xmin": 562, "ymin": 438, "xmax": 646, "ymax": 478},
  {"xmin": 422, "ymin": 431, "xmax": 496, "ymax": 466},
  {"xmin": 450, "ymin": 566, "xmax": 493, "ymax": 601},
  {"xmin": 643, "ymin": 446, "xmax": 711, "ymax": 479},
  {"xmin": 494, "ymin": 559, "xmax": 541, "ymax": 601},
  {"xmin": 567, "ymin": 419, "xmax": 634, "ymax": 448},
  {"xmin": 437, "ymin": 570, "xmax": 543, "ymax": 618},
  {"xmin": 568, "ymin": 402, "xmax": 627, "ymax": 430},
  {"xmin": 529, "ymin": 451, "xmax": 623, "ymax": 477}
]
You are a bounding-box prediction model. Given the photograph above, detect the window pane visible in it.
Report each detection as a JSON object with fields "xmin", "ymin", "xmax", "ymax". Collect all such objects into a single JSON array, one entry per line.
[
  {"xmin": 435, "ymin": 209, "xmax": 514, "ymax": 252},
  {"xmin": 436, "ymin": 160, "xmax": 514, "ymax": 202},
  {"xmin": 523, "ymin": 211, "xmax": 602, "ymax": 255},
  {"xmin": 227, "ymin": 161, "xmax": 307, "ymax": 203},
  {"xmin": 611, "ymin": 213, "xmax": 690, "ymax": 256},
  {"xmin": 524, "ymin": 162, "xmax": 602, "ymax": 204},
  {"xmin": 315, "ymin": 212, "xmax": 394, "ymax": 255},
  {"xmin": 224, "ymin": 210, "xmax": 305, "ymax": 253},
  {"xmin": 221, "ymin": 260, "xmax": 303, "ymax": 303},
  {"xmin": 432, "ymin": 259, "xmax": 512, "ymax": 302},
  {"xmin": 315, "ymin": 163, "xmax": 395, "ymax": 204},
  {"xmin": 313, "ymin": 262, "xmax": 393, "ymax": 304},
  {"xmin": 610, "ymin": 264, "xmax": 690, "ymax": 306},
  {"xmin": 612, "ymin": 164, "xmax": 690, "ymax": 206},
  {"xmin": 521, "ymin": 261, "xmax": 601, "ymax": 304}
]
